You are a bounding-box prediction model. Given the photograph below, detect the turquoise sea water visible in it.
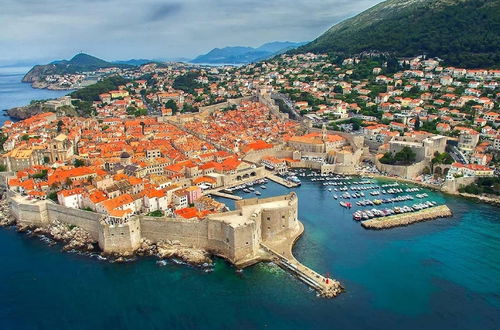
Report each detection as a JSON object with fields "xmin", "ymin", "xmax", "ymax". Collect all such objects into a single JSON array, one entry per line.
[
  {"xmin": 1, "ymin": 176, "xmax": 499, "ymax": 329},
  {"xmin": 0, "ymin": 71, "xmax": 499, "ymax": 329}
]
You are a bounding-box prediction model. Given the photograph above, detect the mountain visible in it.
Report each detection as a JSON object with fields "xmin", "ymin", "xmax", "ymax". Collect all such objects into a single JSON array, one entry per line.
[
  {"xmin": 191, "ymin": 41, "xmax": 306, "ymax": 64},
  {"xmin": 22, "ymin": 53, "xmax": 132, "ymax": 83},
  {"xmin": 112, "ymin": 59, "xmax": 155, "ymax": 66},
  {"xmin": 257, "ymin": 41, "xmax": 307, "ymax": 53},
  {"xmin": 297, "ymin": 0, "xmax": 500, "ymax": 68}
]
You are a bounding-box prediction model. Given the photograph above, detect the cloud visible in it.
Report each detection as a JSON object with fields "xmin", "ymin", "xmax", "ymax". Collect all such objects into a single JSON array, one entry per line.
[
  {"xmin": 0, "ymin": 0, "xmax": 384, "ymax": 65},
  {"xmin": 148, "ymin": 2, "xmax": 183, "ymax": 22}
]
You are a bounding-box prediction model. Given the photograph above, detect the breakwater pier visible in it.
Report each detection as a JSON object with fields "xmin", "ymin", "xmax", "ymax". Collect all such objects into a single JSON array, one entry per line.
[
  {"xmin": 361, "ymin": 205, "xmax": 453, "ymax": 229},
  {"xmin": 266, "ymin": 173, "xmax": 300, "ymax": 188},
  {"xmin": 208, "ymin": 190, "xmax": 242, "ymax": 200},
  {"xmin": 259, "ymin": 221, "xmax": 343, "ymax": 298},
  {"xmin": 261, "ymin": 242, "xmax": 343, "ymax": 298}
]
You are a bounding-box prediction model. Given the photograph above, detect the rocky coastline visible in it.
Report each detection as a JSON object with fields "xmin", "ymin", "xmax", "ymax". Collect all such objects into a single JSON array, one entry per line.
[
  {"xmin": 0, "ymin": 197, "xmax": 212, "ymax": 266},
  {"xmin": 361, "ymin": 205, "xmax": 453, "ymax": 230},
  {"xmin": 30, "ymin": 81, "xmax": 74, "ymax": 91}
]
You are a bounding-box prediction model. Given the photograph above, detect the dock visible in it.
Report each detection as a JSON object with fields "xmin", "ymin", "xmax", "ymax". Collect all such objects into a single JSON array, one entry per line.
[
  {"xmin": 266, "ymin": 172, "xmax": 299, "ymax": 188},
  {"xmin": 208, "ymin": 190, "xmax": 242, "ymax": 200},
  {"xmin": 361, "ymin": 205, "xmax": 453, "ymax": 229},
  {"xmin": 260, "ymin": 223, "xmax": 343, "ymax": 298}
]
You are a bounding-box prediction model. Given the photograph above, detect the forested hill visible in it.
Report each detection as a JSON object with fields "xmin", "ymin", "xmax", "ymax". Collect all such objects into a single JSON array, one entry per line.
[
  {"xmin": 22, "ymin": 53, "xmax": 132, "ymax": 83},
  {"xmin": 296, "ymin": 0, "xmax": 500, "ymax": 68}
]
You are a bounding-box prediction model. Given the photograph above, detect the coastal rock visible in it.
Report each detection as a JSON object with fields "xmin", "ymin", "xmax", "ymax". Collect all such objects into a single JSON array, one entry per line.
[
  {"xmin": 6, "ymin": 104, "xmax": 47, "ymax": 120},
  {"xmin": 156, "ymin": 241, "xmax": 212, "ymax": 265},
  {"xmin": 0, "ymin": 198, "xmax": 15, "ymax": 227},
  {"xmin": 31, "ymin": 220, "xmax": 97, "ymax": 251},
  {"xmin": 6, "ymin": 102, "xmax": 78, "ymax": 120}
]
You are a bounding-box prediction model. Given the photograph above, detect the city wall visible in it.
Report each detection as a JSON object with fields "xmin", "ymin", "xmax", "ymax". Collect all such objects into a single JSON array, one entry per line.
[
  {"xmin": 441, "ymin": 176, "xmax": 476, "ymax": 194},
  {"xmin": 8, "ymin": 192, "xmax": 299, "ymax": 266},
  {"xmin": 374, "ymin": 158, "xmax": 428, "ymax": 179}
]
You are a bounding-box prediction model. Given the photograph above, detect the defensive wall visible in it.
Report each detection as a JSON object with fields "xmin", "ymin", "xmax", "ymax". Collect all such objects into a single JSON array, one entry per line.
[
  {"xmin": 8, "ymin": 191, "xmax": 300, "ymax": 266},
  {"xmin": 374, "ymin": 158, "xmax": 428, "ymax": 179}
]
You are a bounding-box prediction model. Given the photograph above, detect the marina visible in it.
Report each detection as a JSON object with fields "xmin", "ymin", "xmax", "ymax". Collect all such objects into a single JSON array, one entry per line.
[{"xmin": 2, "ymin": 168, "xmax": 499, "ymax": 329}]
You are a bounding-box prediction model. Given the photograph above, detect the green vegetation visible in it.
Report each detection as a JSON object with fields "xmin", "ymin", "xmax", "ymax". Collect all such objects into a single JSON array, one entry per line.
[
  {"xmin": 420, "ymin": 120, "xmax": 439, "ymax": 134},
  {"xmin": 379, "ymin": 147, "xmax": 417, "ymax": 165},
  {"xmin": 459, "ymin": 177, "xmax": 500, "ymax": 196},
  {"xmin": 182, "ymin": 103, "xmax": 199, "ymax": 113},
  {"xmin": 74, "ymin": 159, "xmax": 85, "ymax": 167},
  {"xmin": 0, "ymin": 131, "xmax": 8, "ymax": 151},
  {"xmin": 173, "ymin": 72, "xmax": 203, "ymax": 94},
  {"xmin": 71, "ymin": 76, "xmax": 129, "ymax": 102},
  {"xmin": 147, "ymin": 210, "xmax": 164, "ymax": 217},
  {"xmin": 0, "ymin": 164, "xmax": 6, "ymax": 172},
  {"xmin": 24, "ymin": 53, "xmax": 133, "ymax": 82},
  {"xmin": 71, "ymin": 99, "xmax": 95, "ymax": 116},
  {"xmin": 31, "ymin": 169, "xmax": 48, "ymax": 180},
  {"xmin": 297, "ymin": 0, "xmax": 500, "ymax": 68},
  {"xmin": 48, "ymin": 192, "xmax": 58, "ymax": 202},
  {"xmin": 432, "ymin": 152, "xmax": 454, "ymax": 166},
  {"xmin": 165, "ymin": 100, "xmax": 178, "ymax": 114},
  {"xmin": 126, "ymin": 106, "xmax": 148, "ymax": 117}
]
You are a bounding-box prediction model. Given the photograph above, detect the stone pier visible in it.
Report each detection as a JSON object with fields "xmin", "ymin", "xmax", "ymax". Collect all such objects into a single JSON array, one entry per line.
[{"xmin": 361, "ymin": 205, "xmax": 453, "ymax": 229}]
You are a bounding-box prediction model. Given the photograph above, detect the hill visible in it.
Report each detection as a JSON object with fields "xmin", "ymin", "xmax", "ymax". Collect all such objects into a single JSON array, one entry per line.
[
  {"xmin": 22, "ymin": 53, "xmax": 132, "ymax": 83},
  {"xmin": 297, "ymin": 0, "xmax": 500, "ymax": 68},
  {"xmin": 112, "ymin": 59, "xmax": 156, "ymax": 66},
  {"xmin": 191, "ymin": 41, "xmax": 306, "ymax": 64}
]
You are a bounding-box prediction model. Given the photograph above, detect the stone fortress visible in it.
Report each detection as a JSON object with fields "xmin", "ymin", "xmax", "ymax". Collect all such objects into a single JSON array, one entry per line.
[
  {"xmin": 9, "ymin": 191, "xmax": 297, "ymax": 264},
  {"xmin": 8, "ymin": 190, "xmax": 342, "ymax": 297}
]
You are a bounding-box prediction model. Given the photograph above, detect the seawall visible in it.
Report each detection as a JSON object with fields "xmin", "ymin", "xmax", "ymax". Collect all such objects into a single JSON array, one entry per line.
[{"xmin": 361, "ymin": 205, "xmax": 453, "ymax": 230}]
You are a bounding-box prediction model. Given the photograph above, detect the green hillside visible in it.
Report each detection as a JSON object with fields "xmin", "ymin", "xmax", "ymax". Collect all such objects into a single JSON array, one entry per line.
[
  {"xmin": 297, "ymin": 0, "xmax": 500, "ymax": 68},
  {"xmin": 22, "ymin": 53, "xmax": 132, "ymax": 83}
]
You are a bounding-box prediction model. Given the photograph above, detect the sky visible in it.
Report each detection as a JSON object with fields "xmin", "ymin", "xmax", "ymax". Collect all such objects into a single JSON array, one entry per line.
[{"xmin": 0, "ymin": 0, "xmax": 384, "ymax": 66}]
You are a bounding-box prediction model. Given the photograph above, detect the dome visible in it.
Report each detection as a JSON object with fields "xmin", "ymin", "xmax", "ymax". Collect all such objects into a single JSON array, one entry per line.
[{"xmin": 120, "ymin": 151, "xmax": 130, "ymax": 159}]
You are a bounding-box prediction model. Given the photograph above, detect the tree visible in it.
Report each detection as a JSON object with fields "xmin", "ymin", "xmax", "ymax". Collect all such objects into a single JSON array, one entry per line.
[
  {"xmin": 31, "ymin": 169, "xmax": 48, "ymax": 180},
  {"xmin": 48, "ymin": 192, "xmax": 58, "ymax": 202},
  {"xmin": 57, "ymin": 120, "xmax": 64, "ymax": 132},
  {"xmin": 379, "ymin": 147, "xmax": 416, "ymax": 165},
  {"xmin": 147, "ymin": 210, "xmax": 164, "ymax": 217},
  {"xmin": 0, "ymin": 131, "xmax": 7, "ymax": 151},
  {"xmin": 172, "ymin": 72, "xmax": 203, "ymax": 94},
  {"xmin": 165, "ymin": 100, "xmax": 178, "ymax": 113},
  {"xmin": 393, "ymin": 147, "xmax": 416, "ymax": 164},
  {"xmin": 71, "ymin": 76, "xmax": 129, "ymax": 102},
  {"xmin": 74, "ymin": 159, "xmax": 85, "ymax": 167},
  {"xmin": 414, "ymin": 116, "xmax": 421, "ymax": 130}
]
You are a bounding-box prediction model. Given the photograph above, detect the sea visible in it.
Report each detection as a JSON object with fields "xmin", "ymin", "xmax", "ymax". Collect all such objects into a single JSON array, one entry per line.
[
  {"xmin": 0, "ymin": 67, "xmax": 70, "ymax": 126},
  {"xmin": 0, "ymin": 69, "xmax": 499, "ymax": 330}
]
